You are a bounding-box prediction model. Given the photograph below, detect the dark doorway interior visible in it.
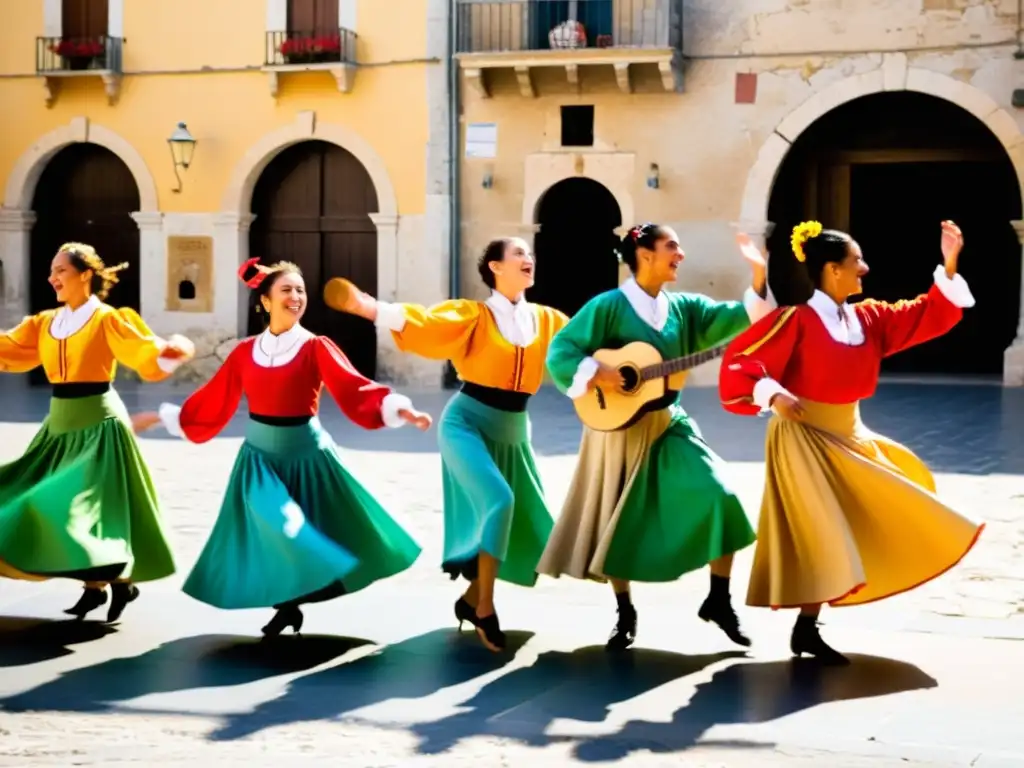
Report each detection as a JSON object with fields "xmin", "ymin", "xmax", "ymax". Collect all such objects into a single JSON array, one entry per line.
[
  {"xmin": 767, "ymin": 91, "xmax": 1022, "ymax": 376},
  {"xmin": 249, "ymin": 140, "xmax": 379, "ymax": 379},
  {"xmin": 529, "ymin": 176, "xmax": 622, "ymax": 317},
  {"xmin": 30, "ymin": 142, "xmax": 141, "ymax": 386}
]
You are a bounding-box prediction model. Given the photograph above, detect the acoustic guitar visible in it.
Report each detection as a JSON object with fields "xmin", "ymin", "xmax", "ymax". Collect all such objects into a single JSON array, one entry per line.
[{"xmin": 573, "ymin": 341, "xmax": 730, "ymax": 432}]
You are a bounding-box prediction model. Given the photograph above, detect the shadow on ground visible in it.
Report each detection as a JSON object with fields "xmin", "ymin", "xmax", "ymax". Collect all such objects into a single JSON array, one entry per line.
[{"xmin": 0, "ymin": 615, "xmax": 117, "ymax": 668}]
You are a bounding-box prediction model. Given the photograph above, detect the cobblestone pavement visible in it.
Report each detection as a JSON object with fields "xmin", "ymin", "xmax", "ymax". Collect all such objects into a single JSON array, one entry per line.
[{"xmin": 0, "ymin": 379, "xmax": 1021, "ymax": 767}]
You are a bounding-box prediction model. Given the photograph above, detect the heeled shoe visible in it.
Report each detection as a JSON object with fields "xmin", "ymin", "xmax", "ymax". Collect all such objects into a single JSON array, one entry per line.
[
  {"xmin": 454, "ymin": 597, "xmax": 478, "ymax": 630},
  {"xmin": 261, "ymin": 606, "xmax": 304, "ymax": 639},
  {"xmin": 64, "ymin": 587, "xmax": 107, "ymax": 620},
  {"xmin": 605, "ymin": 604, "xmax": 637, "ymax": 652},
  {"xmin": 698, "ymin": 594, "xmax": 752, "ymax": 648},
  {"xmin": 474, "ymin": 611, "xmax": 506, "ymax": 652},
  {"xmin": 791, "ymin": 616, "xmax": 849, "ymax": 666},
  {"xmin": 106, "ymin": 583, "xmax": 140, "ymax": 623}
]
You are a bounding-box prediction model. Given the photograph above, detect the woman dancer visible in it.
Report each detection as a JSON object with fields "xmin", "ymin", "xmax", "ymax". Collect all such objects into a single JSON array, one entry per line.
[
  {"xmin": 132, "ymin": 260, "xmax": 428, "ymax": 637},
  {"xmin": 539, "ymin": 223, "xmax": 770, "ymax": 652},
  {"xmin": 328, "ymin": 237, "xmax": 567, "ymax": 652},
  {"xmin": 0, "ymin": 243, "xmax": 193, "ymax": 622},
  {"xmin": 719, "ymin": 220, "xmax": 984, "ymax": 664}
]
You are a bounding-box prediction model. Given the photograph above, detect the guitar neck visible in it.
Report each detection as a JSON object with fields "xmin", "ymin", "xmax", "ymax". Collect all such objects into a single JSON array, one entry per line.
[{"xmin": 640, "ymin": 341, "xmax": 729, "ymax": 380}]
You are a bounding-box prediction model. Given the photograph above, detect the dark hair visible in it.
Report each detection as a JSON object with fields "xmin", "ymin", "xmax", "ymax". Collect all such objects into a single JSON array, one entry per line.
[
  {"xmin": 800, "ymin": 229, "xmax": 853, "ymax": 289},
  {"xmin": 239, "ymin": 260, "xmax": 303, "ymax": 316},
  {"xmin": 615, "ymin": 223, "xmax": 666, "ymax": 273},
  {"xmin": 60, "ymin": 242, "xmax": 128, "ymax": 301},
  {"xmin": 477, "ymin": 238, "xmax": 513, "ymax": 290}
]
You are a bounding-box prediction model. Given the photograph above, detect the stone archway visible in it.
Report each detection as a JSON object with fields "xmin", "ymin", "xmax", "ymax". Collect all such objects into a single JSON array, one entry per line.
[{"xmin": 738, "ymin": 58, "xmax": 1024, "ymax": 385}]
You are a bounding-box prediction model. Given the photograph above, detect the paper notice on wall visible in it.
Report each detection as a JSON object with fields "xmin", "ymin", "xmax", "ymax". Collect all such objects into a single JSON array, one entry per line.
[{"xmin": 466, "ymin": 122, "xmax": 497, "ymax": 158}]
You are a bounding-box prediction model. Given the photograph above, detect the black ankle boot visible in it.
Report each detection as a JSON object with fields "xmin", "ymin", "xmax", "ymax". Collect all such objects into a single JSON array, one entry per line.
[
  {"xmin": 454, "ymin": 597, "xmax": 478, "ymax": 630},
  {"xmin": 261, "ymin": 606, "xmax": 304, "ymax": 638},
  {"xmin": 791, "ymin": 615, "xmax": 849, "ymax": 666},
  {"xmin": 606, "ymin": 602, "xmax": 637, "ymax": 652},
  {"xmin": 64, "ymin": 587, "xmax": 107, "ymax": 620},
  {"xmin": 698, "ymin": 579, "xmax": 751, "ymax": 648},
  {"xmin": 475, "ymin": 611, "xmax": 506, "ymax": 652},
  {"xmin": 106, "ymin": 583, "xmax": 140, "ymax": 623}
]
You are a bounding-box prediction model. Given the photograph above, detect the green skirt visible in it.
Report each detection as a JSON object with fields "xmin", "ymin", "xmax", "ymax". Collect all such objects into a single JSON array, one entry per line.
[
  {"xmin": 0, "ymin": 390, "xmax": 175, "ymax": 584},
  {"xmin": 437, "ymin": 392, "xmax": 554, "ymax": 587},
  {"xmin": 182, "ymin": 416, "xmax": 421, "ymax": 610}
]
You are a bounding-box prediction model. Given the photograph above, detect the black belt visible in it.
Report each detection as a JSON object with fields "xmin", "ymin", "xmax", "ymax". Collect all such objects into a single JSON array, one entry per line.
[
  {"xmin": 461, "ymin": 381, "xmax": 530, "ymax": 412},
  {"xmin": 51, "ymin": 382, "xmax": 110, "ymax": 399},
  {"xmin": 249, "ymin": 413, "xmax": 312, "ymax": 426}
]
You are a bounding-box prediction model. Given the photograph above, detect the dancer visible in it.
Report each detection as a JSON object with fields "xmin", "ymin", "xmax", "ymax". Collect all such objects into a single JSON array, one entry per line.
[
  {"xmin": 538, "ymin": 223, "xmax": 771, "ymax": 652},
  {"xmin": 719, "ymin": 220, "xmax": 984, "ymax": 664},
  {"xmin": 328, "ymin": 237, "xmax": 567, "ymax": 652},
  {"xmin": 0, "ymin": 243, "xmax": 193, "ymax": 622},
  {"xmin": 132, "ymin": 259, "xmax": 428, "ymax": 637}
]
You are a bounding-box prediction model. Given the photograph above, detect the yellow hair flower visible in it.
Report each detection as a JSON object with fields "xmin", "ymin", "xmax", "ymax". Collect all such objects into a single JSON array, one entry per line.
[{"xmin": 790, "ymin": 221, "xmax": 823, "ymax": 263}]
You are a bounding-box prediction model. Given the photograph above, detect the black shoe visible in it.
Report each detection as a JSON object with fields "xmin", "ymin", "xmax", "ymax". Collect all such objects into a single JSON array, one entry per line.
[
  {"xmin": 791, "ymin": 617, "xmax": 849, "ymax": 666},
  {"xmin": 454, "ymin": 597, "xmax": 478, "ymax": 630},
  {"xmin": 106, "ymin": 583, "xmax": 140, "ymax": 623},
  {"xmin": 261, "ymin": 606, "xmax": 304, "ymax": 638},
  {"xmin": 64, "ymin": 587, "xmax": 107, "ymax": 620},
  {"xmin": 474, "ymin": 611, "xmax": 506, "ymax": 652},
  {"xmin": 698, "ymin": 595, "xmax": 752, "ymax": 648},
  {"xmin": 605, "ymin": 604, "xmax": 637, "ymax": 652}
]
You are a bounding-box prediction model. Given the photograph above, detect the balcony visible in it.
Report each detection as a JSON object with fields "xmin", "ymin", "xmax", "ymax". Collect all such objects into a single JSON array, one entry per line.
[
  {"xmin": 455, "ymin": 0, "xmax": 683, "ymax": 98},
  {"xmin": 263, "ymin": 28, "xmax": 358, "ymax": 97},
  {"xmin": 36, "ymin": 36, "xmax": 123, "ymax": 106}
]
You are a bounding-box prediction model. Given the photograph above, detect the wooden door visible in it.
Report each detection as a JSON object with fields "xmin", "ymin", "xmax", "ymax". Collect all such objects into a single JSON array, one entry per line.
[
  {"xmin": 249, "ymin": 141, "xmax": 379, "ymax": 378},
  {"xmin": 288, "ymin": 0, "xmax": 339, "ymax": 34},
  {"xmin": 62, "ymin": 0, "xmax": 108, "ymax": 38}
]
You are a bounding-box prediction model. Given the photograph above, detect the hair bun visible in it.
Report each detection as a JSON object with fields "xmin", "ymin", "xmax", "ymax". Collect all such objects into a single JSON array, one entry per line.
[{"xmin": 790, "ymin": 221, "xmax": 823, "ymax": 263}]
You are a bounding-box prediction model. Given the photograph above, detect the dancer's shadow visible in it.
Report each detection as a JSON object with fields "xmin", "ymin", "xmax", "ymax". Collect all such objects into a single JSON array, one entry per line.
[
  {"xmin": 1, "ymin": 633, "xmax": 370, "ymax": 712},
  {"xmin": 0, "ymin": 616, "xmax": 117, "ymax": 668},
  {"xmin": 209, "ymin": 628, "xmax": 534, "ymax": 742},
  {"xmin": 412, "ymin": 646, "xmax": 747, "ymax": 755},
  {"xmin": 570, "ymin": 654, "xmax": 938, "ymax": 761}
]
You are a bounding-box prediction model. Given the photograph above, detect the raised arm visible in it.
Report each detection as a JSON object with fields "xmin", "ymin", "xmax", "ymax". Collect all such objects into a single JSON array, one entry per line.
[
  {"xmin": 313, "ymin": 336, "xmax": 414, "ymax": 430},
  {"xmin": 673, "ymin": 288, "xmax": 774, "ymax": 351},
  {"xmin": 545, "ymin": 294, "xmax": 613, "ymax": 399},
  {"xmin": 0, "ymin": 315, "xmax": 43, "ymax": 373},
  {"xmin": 156, "ymin": 345, "xmax": 246, "ymax": 443},
  {"xmin": 374, "ymin": 299, "xmax": 481, "ymax": 361},
  {"xmin": 718, "ymin": 306, "xmax": 801, "ymax": 416}
]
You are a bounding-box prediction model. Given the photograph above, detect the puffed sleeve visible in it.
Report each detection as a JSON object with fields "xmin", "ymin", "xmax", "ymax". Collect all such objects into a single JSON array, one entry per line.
[
  {"xmin": 158, "ymin": 344, "xmax": 246, "ymax": 443},
  {"xmin": 375, "ymin": 299, "xmax": 481, "ymax": 361},
  {"xmin": 719, "ymin": 306, "xmax": 801, "ymax": 416},
  {"xmin": 672, "ymin": 288, "xmax": 772, "ymax": 352},
  {"xmin": 545, "ymin": 293, "xmax": 615, "ymax": 399},
  {"xmin": 101, "ymin": 307, "xmax": 180, "ymax": 382},
  {"xmin": 313, "ymin": 336, "xmax": 412, "ymax": 430},
  {"xmin": 0, "ymin": 314, "xmax": 43, "ymax": 373},
  {"xmin": 856, "ymin": 265, "xmax": 974, "ymax": 358}
]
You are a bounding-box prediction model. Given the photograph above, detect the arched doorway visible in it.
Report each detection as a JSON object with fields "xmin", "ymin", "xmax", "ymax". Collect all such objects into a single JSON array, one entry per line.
[
  {"xmin": 767, "ymin": 91, "xmax": 1023, "ymax": 376},
  {"xmin": 529, "ymin": 177, "xmax": 622, "ymax": 317},
  {"xmin": 249, "ymin": 140, "xmax": 379, "ymax": 378},
  {"xmin": 30, "ymin": 143, "xmax": 141, "ymax": 385}
]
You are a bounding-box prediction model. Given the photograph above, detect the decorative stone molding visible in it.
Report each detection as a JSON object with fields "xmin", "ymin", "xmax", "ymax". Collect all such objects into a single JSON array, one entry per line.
[
  {"xmin": 130, "ymin": 211, "xmax": 164, "ymax": 231},
  {"xmin": 0, "ymin": 209, "xmax": 36, "ymax": 232},
  {"xmin": 522, "ymin": 152, "xmax": 635, "ymax": 228},
  {"xmin": 211, "ymin": 212, "xmax": 257, "ymax": 232}
]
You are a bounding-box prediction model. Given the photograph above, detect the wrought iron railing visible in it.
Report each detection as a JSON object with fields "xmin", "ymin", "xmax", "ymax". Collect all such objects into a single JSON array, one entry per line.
[
  {"xmin": 456, "ymin": 0, "xmax": 682, "ymax": 54},
  {"xmin": 265, "ymin": 28, "xmax": 357, "ymax": 66},
  {"xmin": 36, "ymin": 35, "xmax": 123, "ymax": 74}
]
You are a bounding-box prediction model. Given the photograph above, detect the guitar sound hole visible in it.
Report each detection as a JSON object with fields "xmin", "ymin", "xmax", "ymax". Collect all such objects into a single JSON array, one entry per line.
[{"xmin": 619, "ymin": 365, "xmax": 641, "ymax": 393}]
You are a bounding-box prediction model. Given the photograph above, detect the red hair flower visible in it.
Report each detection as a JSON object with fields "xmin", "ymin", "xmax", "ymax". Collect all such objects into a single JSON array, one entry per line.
[{"xmin": 238, "ymin": 257, "xmax": 268, "ymax": 289}]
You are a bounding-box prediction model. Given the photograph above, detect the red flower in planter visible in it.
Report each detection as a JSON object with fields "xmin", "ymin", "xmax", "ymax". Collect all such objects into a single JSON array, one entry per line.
[
  {"xmin": 280, "ymin": 34, "xmax": 342, "ymax": 57},
  {"xmin": 50, "ymin": 39, "xmax": 105, "ymax": 58}
]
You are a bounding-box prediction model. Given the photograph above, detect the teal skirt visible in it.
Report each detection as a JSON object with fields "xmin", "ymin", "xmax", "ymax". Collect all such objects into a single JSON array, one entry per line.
[
  {"xmin": 0, "ymin": 390, "xmax": 175, "ymax": 584},
  {"xmin": 437, "ymin": 392, "xmax": 554, "ymax": 587},
  {"xmin": 182, "ymin": 416, "xmax": 421, "ymax": 610}
]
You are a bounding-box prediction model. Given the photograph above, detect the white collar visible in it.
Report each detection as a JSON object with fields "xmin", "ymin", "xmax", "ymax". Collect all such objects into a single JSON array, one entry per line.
[
  {"xmin": 50, "ymin": 295, "xmax": 102, "ymax": 339},
  {"xmin": 806, "ymin": 290, "xmax": 864, "ymax": 346},
  {"xmin": 485, "ymin": 290, "xmax": 537, "ymax": 346},
  {"xmin": 619, "ymin": 277, "xmax": 669, "ymax": 331},
  {"xmin": 252, "ymin": 323, "xmax": 314, "ymax": 367}
]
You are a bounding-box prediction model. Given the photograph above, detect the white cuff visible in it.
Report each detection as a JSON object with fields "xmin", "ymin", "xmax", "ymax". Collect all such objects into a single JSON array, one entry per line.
[
  {"xmin": 381, "ymin": 392, "xmax": 413, "ymax": 428},
  {"xmin": 157, "ymin": 402, "xmax": 185, "ymax": 439},
  {"xmin": 752, "ymin": 377, "xmax": 793, "ymax": 412},
  {"xmin": 932, "ymin": 264, "xmax": 976, "ymax": 309},
  {"xmin": 743, "ymin": 286, "xmax": 775, "ymax": 324},
  {"xmin": 565, "ymin": 357, "xmax": 599, "ymax": 400},
  {"xmin": 375, "ymin": 302, "xmax": 408, "ymax": 332},
  {"xmin": 156, "ymin": 355, "xmax": 183, "ymax": 374}
]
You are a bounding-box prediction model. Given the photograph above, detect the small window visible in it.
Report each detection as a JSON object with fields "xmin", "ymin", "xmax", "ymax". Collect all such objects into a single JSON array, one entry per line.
[
  {"xmin": 177, "ymin": 280, "xmax": 196, "ymax": 300},
  {"xmin": 561, "ymin": 105, "xmax": 594, "ymax": 147}
]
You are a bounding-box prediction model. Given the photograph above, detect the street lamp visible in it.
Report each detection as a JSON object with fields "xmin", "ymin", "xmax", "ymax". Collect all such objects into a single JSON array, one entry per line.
[{"xmin": 167, "ymin": 121, "xmax": 196, "ymax": 193}]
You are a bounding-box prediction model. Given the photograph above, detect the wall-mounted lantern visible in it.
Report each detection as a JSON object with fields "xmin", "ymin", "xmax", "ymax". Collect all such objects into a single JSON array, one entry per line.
[
  {"xmin": 482, "ymin": 168, "xmax": 494, "ymax": 189},
  {"xmin": 647, "ymin": 163, "xmax": 660, "ymax": 190},
  {"xmin": 167, "ymin": 121, "xmax": 197, "ymax": 194}
]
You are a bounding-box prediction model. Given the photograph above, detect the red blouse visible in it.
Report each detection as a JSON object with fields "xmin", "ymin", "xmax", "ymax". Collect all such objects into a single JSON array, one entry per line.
[
  {"xmin": 719, "ymin": 283, "xmax": 964, "ymax": 415},
  {"xmin": 177, "ymin": 336, "xmax": 393, "ymax": 443}
]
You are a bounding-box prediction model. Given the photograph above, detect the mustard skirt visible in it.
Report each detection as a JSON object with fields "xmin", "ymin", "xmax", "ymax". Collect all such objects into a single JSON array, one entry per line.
[{"xmin": 747, "ymin": 399, "xmax": 984, "ymax": 609}]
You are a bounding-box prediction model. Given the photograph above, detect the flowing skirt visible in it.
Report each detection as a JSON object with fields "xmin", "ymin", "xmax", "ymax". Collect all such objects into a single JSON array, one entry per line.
[
  {"xmin": 437, "ymin": 392, "xmax": 554, "ymax": 587},
  {"xmin": 747, "ymin": 399, "xmax": 984, "ymax": 609},
  {"xmin": 0, "ymin": 390, "xmax": 175, "ymax": 584},
  {"xmin": 182, "ymin": 417, "xmax": 421, "ymax": 609},
  {"xmin": 538, "ymin": 407, "xmax": 756, "ymax": 583}
]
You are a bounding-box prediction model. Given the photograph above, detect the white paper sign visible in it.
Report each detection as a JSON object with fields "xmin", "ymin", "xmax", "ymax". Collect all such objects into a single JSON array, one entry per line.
[{"xmin": 466, "ymin": 122, "xmax": 497, "ymax": 158}]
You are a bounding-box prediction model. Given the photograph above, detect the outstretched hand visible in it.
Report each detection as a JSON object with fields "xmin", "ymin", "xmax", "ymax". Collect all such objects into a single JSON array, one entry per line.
[
  {"xmin": 130, "ymin": 411, "xmax": 162, "ymax": 435},
  {"xmin": 160, "ymin": 334, "xmax": 195, "ymax": 362},
  {"xmin": 736, "ymin": 232, "xmax": 768, "ymax": 297},
  {"xmin": 398, "ymin": 407, "xmax": 433, "ymax": 431},
  {"xmin": 940, "ymin": 220, "xmax": 963, "ymax": 278},
  {"xmin": 324, "ymin": 278, "xmax": 378, "ymax": 321}
]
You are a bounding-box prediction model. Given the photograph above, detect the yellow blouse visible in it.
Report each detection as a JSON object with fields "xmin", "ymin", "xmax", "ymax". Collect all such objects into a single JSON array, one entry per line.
[
  {"xmin": 0, "ymin": 302, "xmax": 172, "ymax": 383},
  {"xmin": 390, "ymin": 299, "xmax": 568, "ymax": 394}
]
